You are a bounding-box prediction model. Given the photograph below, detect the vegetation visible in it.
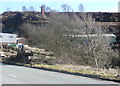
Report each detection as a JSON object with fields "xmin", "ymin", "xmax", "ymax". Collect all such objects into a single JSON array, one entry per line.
[
  {"xmin": 1, "ymin": 4, "xmax": 120, "ymax": 81},
  {"xmin": 21, "ymin": 12, "xmax": 120, "ymax": 71}
]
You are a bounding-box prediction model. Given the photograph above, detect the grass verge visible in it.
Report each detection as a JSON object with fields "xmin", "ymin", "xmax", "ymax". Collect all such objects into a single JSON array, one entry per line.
[{"xmin": 2, "ymin": 60, "xmax": 120, "ymax": 83}]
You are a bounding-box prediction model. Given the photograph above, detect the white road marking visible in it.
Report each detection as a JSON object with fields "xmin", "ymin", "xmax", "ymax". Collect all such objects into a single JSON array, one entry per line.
[{"xmin": 8, "ymin": 74, "xmax": 16, "ymax": 78}]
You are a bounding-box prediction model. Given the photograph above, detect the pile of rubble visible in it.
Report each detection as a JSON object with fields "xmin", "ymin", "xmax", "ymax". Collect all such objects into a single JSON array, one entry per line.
[
  {"xmin": 1, "ymin": 45, "xmax": 56, "ymax": 65},
  {"xmin": 0, "ymin": 47, "xmax": 17, "ymax": 60},
  {"xmin": 24, "ymin": 46, "xmax": 56, "ymax": 65}
]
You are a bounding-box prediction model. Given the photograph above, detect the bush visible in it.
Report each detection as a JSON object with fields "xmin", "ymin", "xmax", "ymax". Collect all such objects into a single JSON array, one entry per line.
[{"xmin": 21, "ymin": 12, "xmax": 120, "ymax": 69}]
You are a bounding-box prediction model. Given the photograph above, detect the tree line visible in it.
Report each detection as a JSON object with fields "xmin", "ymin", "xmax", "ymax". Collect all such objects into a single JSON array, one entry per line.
[{"xmin": 6, "ymin": 4, "xmax": 84, "ymax": 12}]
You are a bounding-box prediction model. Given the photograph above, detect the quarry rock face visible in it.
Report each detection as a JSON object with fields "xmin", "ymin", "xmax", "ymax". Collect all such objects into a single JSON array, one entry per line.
[
  {"xmin": 1, "ymin": 12, "xmax": 120, "ymax": 48},
  {"xmin": 1, "ymin": 11, "xmax": 49, "ymax": 33}
]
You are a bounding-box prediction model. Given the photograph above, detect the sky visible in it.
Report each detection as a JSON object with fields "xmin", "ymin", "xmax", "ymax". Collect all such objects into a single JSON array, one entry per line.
[{"xmin": 0, "ymin": 0, "xmax": 120, "ymax": 13}]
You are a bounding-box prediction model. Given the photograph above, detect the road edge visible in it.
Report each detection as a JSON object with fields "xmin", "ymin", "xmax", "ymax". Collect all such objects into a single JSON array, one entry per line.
[{"xmin": 1, "ymin": 61, "xmax": 120, "ymax": 83}]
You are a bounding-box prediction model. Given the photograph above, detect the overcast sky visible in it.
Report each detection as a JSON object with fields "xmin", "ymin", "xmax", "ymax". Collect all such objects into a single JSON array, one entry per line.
[{"xmin": 0, "ymin": 0, "xmax": 119, "ymax": 13}]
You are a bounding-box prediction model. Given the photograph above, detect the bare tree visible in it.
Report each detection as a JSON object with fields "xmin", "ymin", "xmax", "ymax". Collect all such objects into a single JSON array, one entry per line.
[
  {"xmin": 67, "ymin": 6, "xmax": 73, "ymax": 12},
  {"xmin": 61, "ymin": 4, "xmax": 67, "ymax": 12},
  {"xmin": 45, "ymin": 7, "xmax": 52, "ymax": 12},
  {"xmin": 22, "ymin": 6, "xmax": 28, "ymax": 12},
  {"xmin": 21, "ymin": 12, "xmax": 119, "ymax": 69},
  {"xmin": 79, "ymin": 4, "xmax": 84, "ymax": 12},
  {"xmin": 29, "ymin": 6, "xmax": 36, "ymax": 11},
  {"xmin": 61, "ymin": 4, "xmax": 73, "ymax": 12},
  {"xmin": 39, "ymin": 4, "xmax": 52, "ymax": 12}
]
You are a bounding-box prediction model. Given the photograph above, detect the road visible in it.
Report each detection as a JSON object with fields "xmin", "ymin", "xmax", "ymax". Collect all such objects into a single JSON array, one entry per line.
[{"xmin": 0, "ymin": 63, "xmax": 119, "ymax": 84}]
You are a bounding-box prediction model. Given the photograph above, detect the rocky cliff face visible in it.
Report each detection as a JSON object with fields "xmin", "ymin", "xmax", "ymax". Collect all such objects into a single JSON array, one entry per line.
[
  {"xmin": 1, "ymin": 11, "xmax": 120, "ymax": 47},
  {"xmin": 1, "ymin": 12, "xmax": 120, "ymax": 32},
  {"xmin": 1, "ymin": 11, "xmax": 49, "ymax": 33}
]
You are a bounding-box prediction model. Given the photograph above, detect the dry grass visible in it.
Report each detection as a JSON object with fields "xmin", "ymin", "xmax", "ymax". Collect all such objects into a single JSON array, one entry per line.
[{"xmin": 31, "ymin": 64, "xmax": 120, "ymax": 80}]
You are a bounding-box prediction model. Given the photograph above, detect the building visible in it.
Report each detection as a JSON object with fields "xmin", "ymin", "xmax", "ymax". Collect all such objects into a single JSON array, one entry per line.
[
  {"xmin": 0, "ymin": 33, "xmax": 17, "ymax": 46},
  {"xmin": 63, "ymin": 34, "xmax": 116, "ymax": 45},
  {"xmin": 17, "ymin": 37, "xmax": 26, "ymax": 45}
]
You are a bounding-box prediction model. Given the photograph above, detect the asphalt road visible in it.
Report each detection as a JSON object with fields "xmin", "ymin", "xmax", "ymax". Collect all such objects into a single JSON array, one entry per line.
[{"xmin": 0, "ymin": 63, "xmax": 119, "ymax": 84}]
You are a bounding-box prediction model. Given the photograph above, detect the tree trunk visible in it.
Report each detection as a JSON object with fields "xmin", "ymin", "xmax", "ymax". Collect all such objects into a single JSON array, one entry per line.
[
  {"xmin": 117, "ymin": 67, "xmax": 120, "ymax": 77},
  {"xmin": 95, "ymin": 58, "xmax": 99, "ymax": 70},
  {"xmin": 118, "ymin": 68, "xmax": 120, "ymax": 77}
]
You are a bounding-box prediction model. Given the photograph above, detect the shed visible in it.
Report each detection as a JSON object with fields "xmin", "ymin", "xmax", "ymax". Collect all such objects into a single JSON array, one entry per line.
[{"xmin": 0, "ymin": 33, "xmax": 17, "ymax": 46}]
